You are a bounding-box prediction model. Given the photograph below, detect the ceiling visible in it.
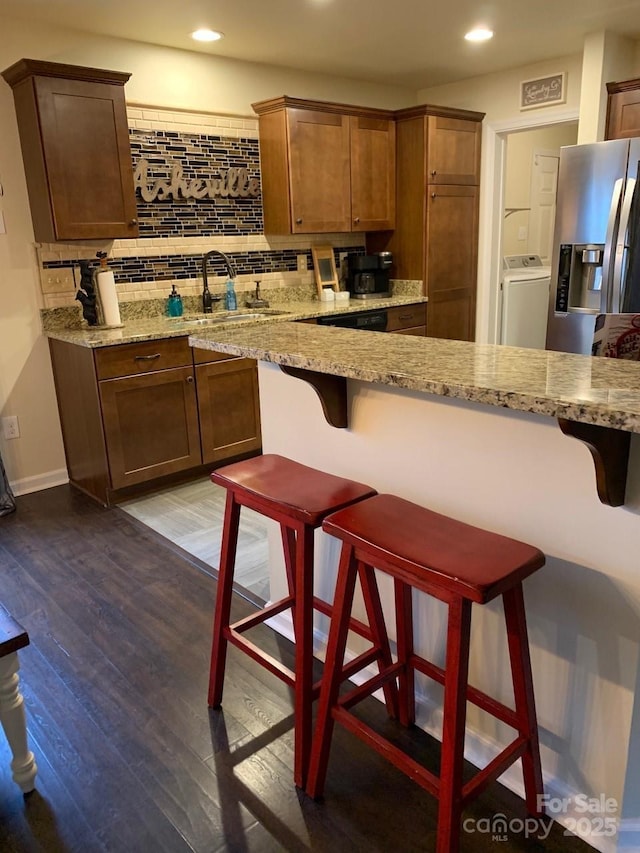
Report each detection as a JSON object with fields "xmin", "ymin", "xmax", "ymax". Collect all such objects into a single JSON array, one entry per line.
[{"xmin": 2, "ymin": 0, "xmax": 640, "ymax": 89}]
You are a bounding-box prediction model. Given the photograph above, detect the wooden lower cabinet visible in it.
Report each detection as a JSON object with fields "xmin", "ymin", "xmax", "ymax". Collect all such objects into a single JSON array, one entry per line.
[
  {"xmin": 100, "ymin": 367, "xmax": 201, "ymax": 490},
  {"xmin": 195, "ymin": 356, "xmax": 261, "ymax": 464},
  {"xmin": 49, "ymin": 336, "xmax": 262, "ymax": 505},
  {"xmin": 426, "ymin": 184, "xmax": 478, "ymax": 341}
]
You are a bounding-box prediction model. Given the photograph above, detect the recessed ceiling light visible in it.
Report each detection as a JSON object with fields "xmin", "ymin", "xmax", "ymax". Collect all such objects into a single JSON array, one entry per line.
[
  {"xmin": 464, "ymin": 28, "xmax": 493, "ymax": 42},
  {"xmin": 191, "ymin": 29, "xmax": 224, "ymax": 42}
]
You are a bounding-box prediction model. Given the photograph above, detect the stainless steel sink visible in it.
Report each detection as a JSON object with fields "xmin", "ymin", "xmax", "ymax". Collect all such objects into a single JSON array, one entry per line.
[
  {"xmin": 167, "ymin": 311, "xmax": 286, "ymax": 326},
  {"xmin": 191, "ymin": 312, "xmax": 274, "ymax": 324}
]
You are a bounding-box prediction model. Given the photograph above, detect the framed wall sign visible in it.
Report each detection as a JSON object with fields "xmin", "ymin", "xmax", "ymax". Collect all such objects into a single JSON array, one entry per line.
[{"xmin": 520, "ymin": 73, "xmax": 566, "ymax": 110}]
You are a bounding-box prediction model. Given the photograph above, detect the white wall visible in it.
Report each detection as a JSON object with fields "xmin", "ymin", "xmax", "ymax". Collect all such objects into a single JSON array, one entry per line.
[{"xmin": 0, "ymin": 15, "xmax": 415, "ymax": 494}]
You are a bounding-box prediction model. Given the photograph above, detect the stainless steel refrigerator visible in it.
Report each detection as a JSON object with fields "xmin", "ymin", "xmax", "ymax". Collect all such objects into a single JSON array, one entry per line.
[{"xmin": 546, "ymin": 137, "xmax": 640, "ymax": 354}]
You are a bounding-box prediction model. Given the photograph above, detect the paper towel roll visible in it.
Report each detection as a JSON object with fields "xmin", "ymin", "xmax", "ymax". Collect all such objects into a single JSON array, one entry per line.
[{"xmin": 96, "ymin": 270, "xmax": 121, "ymax": 327}]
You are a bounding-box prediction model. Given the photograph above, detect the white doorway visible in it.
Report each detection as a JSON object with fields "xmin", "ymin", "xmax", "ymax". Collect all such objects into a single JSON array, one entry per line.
[{"xmin": 475, "ymin": 113, "xmax": 580, "ymax": 345}]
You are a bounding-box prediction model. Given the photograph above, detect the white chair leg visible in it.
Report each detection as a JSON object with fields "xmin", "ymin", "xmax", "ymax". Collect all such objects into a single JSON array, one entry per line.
[{"xmin": 0, "ymin": 653, "xmax": 37, "ymax": 793}]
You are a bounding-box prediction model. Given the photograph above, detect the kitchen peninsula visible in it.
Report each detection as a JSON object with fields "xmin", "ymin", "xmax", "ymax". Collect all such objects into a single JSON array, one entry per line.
[{"xmin": 189, "ymin": 322, "xmax": 640, "ymax": 853}]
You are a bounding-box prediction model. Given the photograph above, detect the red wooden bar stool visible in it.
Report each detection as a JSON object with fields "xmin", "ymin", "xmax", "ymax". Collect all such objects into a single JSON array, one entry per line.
[
  {"xmin": 306, "ymin": 493, "xmax": 546, "ymax": 853},
  {"xmin": 208, "ymin": 454, "xmax": 398, "ymax": 789}
]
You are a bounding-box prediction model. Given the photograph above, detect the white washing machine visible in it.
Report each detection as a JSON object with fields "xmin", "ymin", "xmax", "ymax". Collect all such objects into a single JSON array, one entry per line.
[{"xmin": 500, "ymin": 254, "xmax": 551, "ymax": 349}]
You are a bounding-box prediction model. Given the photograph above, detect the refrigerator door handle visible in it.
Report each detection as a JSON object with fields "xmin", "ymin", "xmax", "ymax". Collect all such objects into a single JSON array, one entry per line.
[
  {"xmin": 612, "ymin": 177, "xmax": 636, "ymax": 312},
  {"xmin": 603, "ymin": 178, "xmax": 624, "ymax": 312}
]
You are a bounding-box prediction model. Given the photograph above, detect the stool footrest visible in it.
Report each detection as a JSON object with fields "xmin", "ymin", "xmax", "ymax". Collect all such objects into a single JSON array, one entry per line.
[
  {"xmin": 230, "ymin": 596, "xmax": 294, "ymax": 634},
  {"xmin": 226, "ymin": 628, "xmax": 295, "ymax": 688},
  {"xmin": 411, "ymin": 653, "xmax": 519, "ymax": 730},
  {"xmin": 338, "ymin": 661, "xmax": 404, "ymax": 711},
  {"xmin": 333, "ymin": 706, "xmax": 440, "ymax": 797},
  {"xmin": 462, "ymin": 736, "xmax": 528, "ymax": 807}
]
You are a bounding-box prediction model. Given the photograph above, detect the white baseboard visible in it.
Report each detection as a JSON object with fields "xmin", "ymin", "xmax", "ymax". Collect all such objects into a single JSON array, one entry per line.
[
  {"xmin": 266, "ymin": 610, "xmax": 611, "ymax": 853},
  {"xmin": 9, "ymin": 468, "xmax": 69, "ymax": 496}
]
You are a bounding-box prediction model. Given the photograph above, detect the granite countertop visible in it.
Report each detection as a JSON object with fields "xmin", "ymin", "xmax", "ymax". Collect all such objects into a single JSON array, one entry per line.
[
  {"xmin": 43, "ymin": 295, "xmax": 426, "ymax": 348},
  {"xmin": 188, "ymin": 322, "xmax": 640, "ymax": 434}
]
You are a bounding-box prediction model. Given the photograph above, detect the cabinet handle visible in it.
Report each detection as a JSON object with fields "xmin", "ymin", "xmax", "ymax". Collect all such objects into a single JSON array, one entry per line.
[
  {"xmin": 399, "ymin": 314, "xmax": 414, "ymax": 320},
  {"xmin": 129, "ymin": 218, "xmax": 138, "ymax": 226},
  {"xmin": 186, "ymin": 375, "xmax": 194, "ymax": 383},
  {"xmin": 296, "ymin": 218, "xmax": 303, "ymax": 224},
  {"xmin": 134, "ymin": 353, "xmax": 161, "ymax": 361}
]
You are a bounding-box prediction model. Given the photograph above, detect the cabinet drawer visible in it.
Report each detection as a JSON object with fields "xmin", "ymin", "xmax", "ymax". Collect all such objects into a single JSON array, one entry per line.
[
  {"xmin": 386, "ymin": 304, "xmax": 427, "ymax": 331},
  {"xmin": 95, "ymin": 337, "xmax": 192, "ymax": 380}
]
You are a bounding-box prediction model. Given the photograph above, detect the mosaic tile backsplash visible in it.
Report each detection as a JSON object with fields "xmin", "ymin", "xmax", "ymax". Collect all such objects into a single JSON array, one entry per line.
[
  {"xmin": 37, "ymin": 106, "xmax": 367, "ymax": 310},
  {"xmin": 130, "ymin": 129, "xmax": 263, "ymax": 237}
]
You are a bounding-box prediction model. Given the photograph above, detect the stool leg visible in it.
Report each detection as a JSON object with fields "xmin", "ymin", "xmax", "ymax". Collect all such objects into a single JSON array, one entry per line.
[
  {"xmin": 293, "ymin": 521, "xmax": 315, "ymax": 790},
  {"xmin": 395, "ymin": 579, "xmax": 415, "ymax": 726},
  {"xmin": 503, "ymin": 584, "xmax": 544, "ymax": 816},
  {"xmin": 305, "ymin": 542, "xmax": 359, "ymax": 799},
  {"xmin": 357, "ymin": 562, "xmax": 398, "ymax": 719},
  {"xmin": 437, "ymin": 597, "xmax": 472, "ymax": 853},
  {"xmin": 281, "ymin": 525, "xmax": 297, "ymax": 598},
  {"xmin": 208, "ymin": 491, "xmax": 241, "ymax": 708},
  {"xmin": 0, "ymin": 653, "xmax": 37, "ymax": 794}
]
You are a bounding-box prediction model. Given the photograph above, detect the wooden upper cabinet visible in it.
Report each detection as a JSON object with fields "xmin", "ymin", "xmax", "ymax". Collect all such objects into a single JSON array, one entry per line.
[
  {"xmin": 606, "ymin": 79, "xmax": 640, "ymax": 140},
  {"xmin": 426, "ymin": 114, "xmax": 482, "ymax": 185},
  {"xmin": 1, "ymin": 59, "xmax": 139, "ymax": 242},
  {"xmin": 252, "ymin": 96, "xmax": 395, "ymax": 234},
  {"xmin": 350, "ymin": 115, "xmax": 396, "ymax": 231},
  {"xmin": 287, "ymin": 107, "xmax": 351, "ymax": 232}
]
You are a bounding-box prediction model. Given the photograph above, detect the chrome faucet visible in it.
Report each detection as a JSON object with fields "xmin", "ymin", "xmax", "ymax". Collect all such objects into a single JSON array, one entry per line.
[{"xmin": 202, "ymin": 250, "xmax": 236, "ymax": 313}]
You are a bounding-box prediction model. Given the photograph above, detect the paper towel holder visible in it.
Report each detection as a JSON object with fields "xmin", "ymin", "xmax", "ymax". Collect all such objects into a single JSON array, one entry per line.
[{"xmin": 93, "ymin": 251, "xmax": 123, "ymax": 328}]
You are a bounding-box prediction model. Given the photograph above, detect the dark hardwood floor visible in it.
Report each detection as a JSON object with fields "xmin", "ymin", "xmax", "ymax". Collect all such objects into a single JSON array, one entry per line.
[{"xmin": 0, "ymin": 485, "xmax": 594, "ymax": 852}]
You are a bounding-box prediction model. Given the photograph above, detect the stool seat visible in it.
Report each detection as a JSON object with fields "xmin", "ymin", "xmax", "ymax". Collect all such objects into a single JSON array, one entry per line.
[
  {"xmin": 323, "ymin": 494, "xmax": 545, "ymax": 603},
  {"xmin": 211, "ymin": 454, "xmax": 377, "ymax": 524}
]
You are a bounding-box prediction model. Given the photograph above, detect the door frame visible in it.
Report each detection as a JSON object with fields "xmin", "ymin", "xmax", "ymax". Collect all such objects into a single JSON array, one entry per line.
[{"xmin": 477, "ymin": 108, "xmax": 579, "ymax": 344}]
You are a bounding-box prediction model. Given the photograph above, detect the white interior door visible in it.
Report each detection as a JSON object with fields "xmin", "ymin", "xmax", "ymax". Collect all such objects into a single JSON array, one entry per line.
[{"xmin": 528, "ymin": 150, "xmax": 559, "ymax": 264}]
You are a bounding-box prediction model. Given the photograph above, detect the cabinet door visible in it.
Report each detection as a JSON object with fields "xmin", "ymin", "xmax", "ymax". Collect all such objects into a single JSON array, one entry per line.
[
  {"xmin": 350, "ymin": 116, "xmax": 396, "ymax": 231},
  {"xmin": 286, "ymin": 108, "xmax": 351, "ymax": 232},
  {"xmin": 425, "ymin": 185, "xmax": 478, "ymax": 341},
  {"xmin": 426, "ymin": 115, "xmax": 481, "ymax": 185},
  {"xmin": 33, "ymin": 75, "xmax": 138, "ymax": 240},
  {"xmin": 100, "ymin": 367, "xmax": 201, "ymax": 490},
  {"xmin": 606, "ymin": 87, "xmax": 640, "ymax": 139},
  {"xmin": 196, "ymin": 358, "xmax": 261, "ymax": 464}
]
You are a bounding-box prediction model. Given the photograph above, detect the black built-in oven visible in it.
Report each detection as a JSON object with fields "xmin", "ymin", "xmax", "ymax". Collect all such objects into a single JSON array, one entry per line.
[{"xmin": 315, "ymin": 309, "xmax": 388, "ymax": 332}]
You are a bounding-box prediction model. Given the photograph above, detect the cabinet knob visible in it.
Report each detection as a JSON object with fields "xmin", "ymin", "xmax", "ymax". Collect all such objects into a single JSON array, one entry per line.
[
  {"xmin": 295, "ymin": 218, "xmax": 303, "ymax": 225},
  {"xmin": 129, "ymin": 218, "xmax": 138, "ymax": 226},
  {"xmin": 431, "ymin": 192, "xmax": 437, "ymax": 199},
  {"xmin": 353, "ymin": 217, "xmax": 360, "ymax": 224},
  {"xmin": 186, "ymin": 375, "xmax": 194, "ymax": 384},
  {"xmin": 431, "ymin": 170, "xmax": 437, "ymax": 177}
]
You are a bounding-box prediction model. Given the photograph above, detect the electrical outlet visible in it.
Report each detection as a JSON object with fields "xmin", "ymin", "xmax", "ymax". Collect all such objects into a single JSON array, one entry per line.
[
  {"xmin": 296, "ymin": 254, "xmax": 307, "ymax": 272},
  {"xmin": 2, "ymin": 416, "xmax": 19, "ymax": 440}
]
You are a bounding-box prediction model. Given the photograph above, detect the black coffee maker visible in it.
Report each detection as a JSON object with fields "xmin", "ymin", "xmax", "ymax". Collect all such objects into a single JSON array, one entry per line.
[{"xmin": 345, "ymin": 252, "xmax": 392, "ymax": 299}]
